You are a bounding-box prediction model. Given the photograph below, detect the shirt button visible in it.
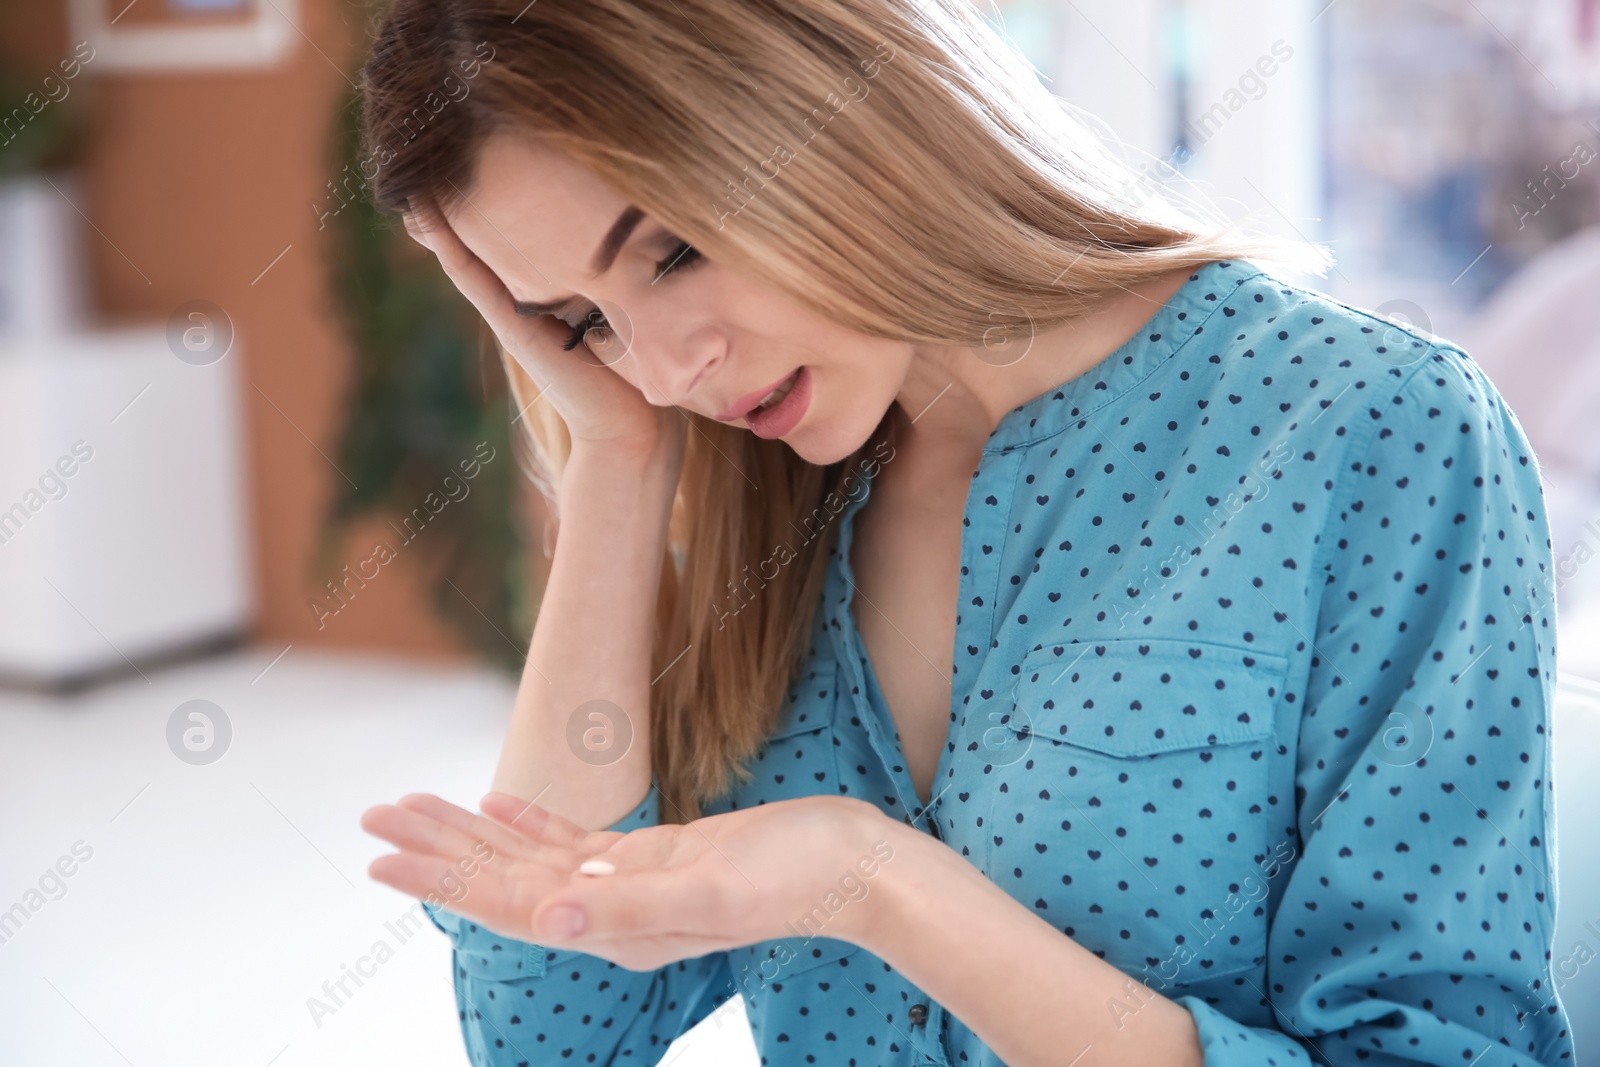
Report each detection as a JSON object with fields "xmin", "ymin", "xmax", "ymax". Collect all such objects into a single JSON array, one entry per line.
[{"xmin": 909, "ymin": 1003, "xmax": 929, "ymax": 1026}]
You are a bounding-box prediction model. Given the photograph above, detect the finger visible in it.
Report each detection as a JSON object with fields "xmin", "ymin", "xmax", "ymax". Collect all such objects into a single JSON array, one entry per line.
[
  {"xmin": 402, "ymin": 203, "xmax": 570, "ymax": 353},
  {"xmin": 401, "ymin": 211, "xmax": 428, "ymax": 249},
  {"xmin": 400, "ymin": 196, "xmax": 505, "ymax": 306},
  {"xmin": 402, "ymin": 195, "xmax": 454, "ymax": 252},
  {"xmin": 420, "ymin": 219, "xmax": 574, "ymax": 372},
  {"xmin": 364, "ymin": 800, "xmax": 588, "ymax": 888},
  {"xmin": 401, "ymin": 198, "xmax": 607, "ymax": 400},
  {"xmin": 406, "ymin": 202, "xmax": 504, "ymax": 306},
  {"xmin": 360, "ymin": 802, "xmax": 507, "ymax": 867},
  {"xmin": 478, "ymin": 792, "xmax": 620, "ymax": 855},
  {"xmin": 367, "ymin": 850, "xmax": 484, "ymax": 902},
  {"xmin": 403, "ymin": 195, "xmax": 445, "ymax": 243},
  {"xmin": 393, "ymin": 792, "xmax": 551, "ymax": 861}
]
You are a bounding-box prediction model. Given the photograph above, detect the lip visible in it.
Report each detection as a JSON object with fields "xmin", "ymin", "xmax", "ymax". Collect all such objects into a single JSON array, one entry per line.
[
  {"xmin": 716, "ymin": 369, "xmax": 800, "ymax": 422},
  {"xmin": 744, "ymin": 365, "xmax": 811, "ymax": 439}
]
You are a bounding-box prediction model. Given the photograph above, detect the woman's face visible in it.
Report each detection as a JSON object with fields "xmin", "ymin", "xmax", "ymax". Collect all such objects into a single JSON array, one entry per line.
[{"xmin": 440, "ymin": 129, "xmax": 913, "ymax": 465}]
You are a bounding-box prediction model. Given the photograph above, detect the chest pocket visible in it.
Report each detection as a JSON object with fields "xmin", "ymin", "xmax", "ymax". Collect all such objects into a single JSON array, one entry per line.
[{"xmin": 985, "ymin": 638, "xmax": 1288, "ymax": 988}]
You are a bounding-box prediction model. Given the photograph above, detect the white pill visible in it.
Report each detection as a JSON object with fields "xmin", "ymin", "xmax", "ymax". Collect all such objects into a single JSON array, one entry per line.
[{"xmin": 578, "ymin": 859, "xmax": 616, "ymax": 876}]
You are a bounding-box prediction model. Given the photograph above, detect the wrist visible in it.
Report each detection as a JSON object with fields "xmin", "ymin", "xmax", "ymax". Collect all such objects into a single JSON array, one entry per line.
[
  {"xmin": 565, "ymin": 433, "xmax": 680, "ymax": 477},
  {"xmin": 560, "ymin": 435, "xmax": 682, "ymax": 513},
  {"xmin": 566, "ymin": 409, "xmax": 686, "ymax": 476},
  {"xmin": 827, "ymin": 801, "xmax": 933, "ymax": 952}
]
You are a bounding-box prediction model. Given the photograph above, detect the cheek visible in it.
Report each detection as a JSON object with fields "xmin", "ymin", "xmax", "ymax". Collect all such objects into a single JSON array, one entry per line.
[
  {"xmin": 832, "ymin": 346, "xmax": 905, "ymax": 413},
  {"xmin": 599, "ymin": 351, "xmax": 676, "ymax": 408},
  {"xmin": 600, "ymin": 352, "xmax": 645, "ymax": 389}
]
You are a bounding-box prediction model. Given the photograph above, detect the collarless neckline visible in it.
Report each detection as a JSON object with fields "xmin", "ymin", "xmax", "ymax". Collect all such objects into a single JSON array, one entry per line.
[
  {"xmin": 981, "ymin": 258, "xmax": 1266, "ymax": 454},
  {"xmin": 829, "ymin": 258, "xmax": 1266, "ymax": 546}
]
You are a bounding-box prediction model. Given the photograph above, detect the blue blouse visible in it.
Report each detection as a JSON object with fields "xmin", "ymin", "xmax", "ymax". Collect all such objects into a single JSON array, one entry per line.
[{"xmin": 421, "ymin": 259, "xmax": 1574, "ymax": 1066}]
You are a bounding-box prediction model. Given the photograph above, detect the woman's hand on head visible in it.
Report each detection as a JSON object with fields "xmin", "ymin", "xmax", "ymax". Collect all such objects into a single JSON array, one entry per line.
[
  {"xmin": 400, "ymin": 197, "xmax": 684, "ymax": 459},
  {"xmin": 361, "ymin": 791, "xmax": 907, "ymax": 972}
]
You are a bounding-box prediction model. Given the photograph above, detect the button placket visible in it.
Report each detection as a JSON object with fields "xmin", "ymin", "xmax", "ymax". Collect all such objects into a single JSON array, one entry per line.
[
  {"xmin": 941, "ymin": 449, "xmax": 1023, "ymax": 788},
  {"xmin": 907, "ymin": 997, "xmax": 953, "ymax": 1066},
  {"xmin": 826, "ymin": 441, "xmax": 1007, "ymax": 1067}
]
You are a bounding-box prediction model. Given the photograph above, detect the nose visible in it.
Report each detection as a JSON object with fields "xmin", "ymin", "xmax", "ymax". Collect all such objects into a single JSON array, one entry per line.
[{"xmin": 623, "ymin": 320, "xmax": 722, "ymax": 410}]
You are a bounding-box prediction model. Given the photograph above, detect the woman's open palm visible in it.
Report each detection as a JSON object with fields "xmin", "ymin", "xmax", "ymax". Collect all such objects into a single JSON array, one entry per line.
[{"xmin": 361, "ymin": 790, "xmax": 889, "ymax": 972}]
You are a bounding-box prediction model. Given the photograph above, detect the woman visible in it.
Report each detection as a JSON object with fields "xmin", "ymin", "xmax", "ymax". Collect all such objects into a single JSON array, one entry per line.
[{"xmin": 354, "ymin": 0, "xmax": 1574, "ymax": 1064}]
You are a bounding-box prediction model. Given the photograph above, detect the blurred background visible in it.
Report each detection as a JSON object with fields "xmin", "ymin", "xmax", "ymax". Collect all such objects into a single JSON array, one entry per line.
[{"xmin": 1, "ymin": 0, "xmax": 1597, "ymax": 1063}]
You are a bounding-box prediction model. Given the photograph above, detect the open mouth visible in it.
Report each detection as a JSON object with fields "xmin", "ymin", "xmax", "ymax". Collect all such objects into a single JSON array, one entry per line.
[
  {"xmin": 742, "ymin": 366, "xmax": 812, "ymax": 439},
  {"xmin": 749, "ymin": 369, "xmax": 800, "ymax": 416}
]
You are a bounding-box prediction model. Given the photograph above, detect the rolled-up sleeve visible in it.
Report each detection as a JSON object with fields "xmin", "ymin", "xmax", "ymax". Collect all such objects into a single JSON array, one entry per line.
[
  {"xmin": 422, "ymin": 782, "xmax": 735, "ymax": 1065},
  {"xmin": 1175, "ymin": 351, "xmax": 1574, "ymax": 1066}
]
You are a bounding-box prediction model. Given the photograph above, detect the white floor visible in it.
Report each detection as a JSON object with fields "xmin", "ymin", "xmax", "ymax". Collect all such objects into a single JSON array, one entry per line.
[
  {"xmin": 0, "ymin": 646, "xmax": 756, "ymax": 1067},
  {"xmin": 2, "ymin": 644, "xmax": 1597, "ymax": 1067}
]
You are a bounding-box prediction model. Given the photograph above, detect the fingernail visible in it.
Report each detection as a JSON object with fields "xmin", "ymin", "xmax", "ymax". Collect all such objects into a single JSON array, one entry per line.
[{"xmin": 539, "ymin": 904, "xmax": 586, "ymax": 938}]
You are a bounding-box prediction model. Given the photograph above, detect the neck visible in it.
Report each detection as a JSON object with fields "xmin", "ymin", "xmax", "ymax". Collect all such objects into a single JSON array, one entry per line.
[{"xmin": 894, "ymin": 266, "xmax": 1197, "ymax": 453}]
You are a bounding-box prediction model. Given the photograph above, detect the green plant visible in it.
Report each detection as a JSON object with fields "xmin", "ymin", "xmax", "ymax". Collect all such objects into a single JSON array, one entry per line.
[
  {"xmin": 315, "ymin": 88, "xmax": 530, "ymax": 673},
  {"xmin": 0, "ymin": 49, "xmax": 90, "ymax": 179}
]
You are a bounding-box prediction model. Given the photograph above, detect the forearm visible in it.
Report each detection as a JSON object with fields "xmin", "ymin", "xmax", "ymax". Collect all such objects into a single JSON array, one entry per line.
[
  {"xmin": 490, "ymin": 440, "xmax": 680, "ymax": 829},
  {"xmin": 853, "ymin": 816, "xmax": 1205, "ymax": 1067}
]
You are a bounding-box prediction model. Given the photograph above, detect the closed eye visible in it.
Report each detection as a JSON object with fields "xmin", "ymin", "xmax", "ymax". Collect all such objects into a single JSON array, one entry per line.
[{"xmin": 561, "ymin": 239, "xmax": 704, "ymax": 351}]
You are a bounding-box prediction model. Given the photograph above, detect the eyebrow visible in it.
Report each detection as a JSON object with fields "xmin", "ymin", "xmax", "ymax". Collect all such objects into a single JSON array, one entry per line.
[{"xmin": 511, "ymin": 204, "xmax": 646, "ymax": 317}]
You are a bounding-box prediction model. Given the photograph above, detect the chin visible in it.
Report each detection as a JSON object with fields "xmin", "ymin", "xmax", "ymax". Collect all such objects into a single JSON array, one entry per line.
[
  {"xmin": 775, "ymin": 411, "xmax": 884, "ymax": 468},
  {"xmin": 740, "ymin": 368, "xmax": 890, "ymax": 467}
]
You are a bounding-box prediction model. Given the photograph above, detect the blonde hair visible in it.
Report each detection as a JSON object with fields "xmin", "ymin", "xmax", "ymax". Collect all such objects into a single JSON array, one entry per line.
[{"xmin": 359, "ymin": 0, "xmax": 1334, "ymax": 821}]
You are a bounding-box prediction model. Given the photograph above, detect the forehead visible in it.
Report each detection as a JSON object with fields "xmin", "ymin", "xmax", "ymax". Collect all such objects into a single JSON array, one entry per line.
[{"xmin": 441, "ymin": 131, "xmax": 630, "ymax": 304}]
